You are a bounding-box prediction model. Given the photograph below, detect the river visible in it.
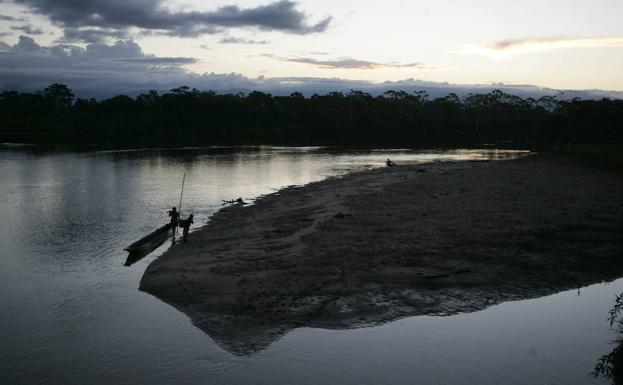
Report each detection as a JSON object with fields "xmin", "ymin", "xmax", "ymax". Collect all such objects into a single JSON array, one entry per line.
[{"xmin": 0, "ymin": 146, "xmax": 616, "ymax": 385}]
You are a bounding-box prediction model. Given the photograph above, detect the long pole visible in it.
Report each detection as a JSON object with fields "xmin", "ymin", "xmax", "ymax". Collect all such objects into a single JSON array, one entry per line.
[
  {"xmin": 172, "ymin": 173, "xmax": 185, "ymax": 244},
  {"xmin": 178, "ymin": 173, "xmax": 186, "ymax": 217},
  {"xmin": 177, "ymin": 173, "xmax": 186, "ymax": 237}
]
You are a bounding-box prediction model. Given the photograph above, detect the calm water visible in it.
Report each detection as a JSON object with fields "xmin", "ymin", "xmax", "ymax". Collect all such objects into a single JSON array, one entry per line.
[{"xmin": 0, "ymin": 147, "xmax": 617, "ymax": 385}]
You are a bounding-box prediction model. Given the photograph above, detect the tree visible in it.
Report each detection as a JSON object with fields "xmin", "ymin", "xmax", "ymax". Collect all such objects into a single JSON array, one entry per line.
[
  {"xmin": 1, "ymin": 83, "xmax": 621, "ymax": 148},
  {"xmin": 43, "ymin": 83, "xmax": 74, "ymax": 109}
]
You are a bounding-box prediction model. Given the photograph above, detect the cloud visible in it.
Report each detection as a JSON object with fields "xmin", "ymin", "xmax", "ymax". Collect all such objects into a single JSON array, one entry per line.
[
  {"xmin": 220, "ymin": 36, "xmax": 269, "ymax": 45},
  {"xmin": 113, "ymin": 57, "xmax": 198, "ymax": 65},
  {"xmin": 61, "ymin": 27, "xmax": 130, "ymax": 43},
  {"xmin": 11, "ymin": 34, "xmax": 41, "ymax": 51},
  {"xmin": 10, "ymin": 24, "xmax": 45, "ymax": 35},
  {"xmin": 9, "ymin": 0, "xmax": 331, "ymax": 42},
  {"xmin": 261, "ymin": 54, "xmax": 433, "ymax": 70},
  {"xmin": 0, "ymin": 15, "xmax": 25, "ymax": 22},
  {"xmin": 1, "ymin": 36, "xmax": 621, "ymax": 101},
  {"xmin": 0, "ymin": 35, "xmax": 198, "ymax": 95},
  {"xmin": 464, "ymin": 36, "xmax": 623, "ymax": 58}
]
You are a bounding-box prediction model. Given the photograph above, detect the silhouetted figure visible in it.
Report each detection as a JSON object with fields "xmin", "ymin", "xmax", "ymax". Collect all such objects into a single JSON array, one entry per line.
[
  {"xmin": 168, "ymin": 207, "xmax": 180, "ymax": 244},
  {"xmin": 168, "ymin": 207, "xmax": 180, "ymax": 227},
  {"xmin": 181, "ymin": 214, "xmax": 193, "ymax": 243},
  {"xmin": 386, "ymin": 158, "xmax": 396, "ymax": 167}
]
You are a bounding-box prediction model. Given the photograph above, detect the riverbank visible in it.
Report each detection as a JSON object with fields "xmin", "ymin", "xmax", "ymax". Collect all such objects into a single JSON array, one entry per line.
[{"xmin": 140, "ymin": 153, "xmax": 623, "ymax": 355}]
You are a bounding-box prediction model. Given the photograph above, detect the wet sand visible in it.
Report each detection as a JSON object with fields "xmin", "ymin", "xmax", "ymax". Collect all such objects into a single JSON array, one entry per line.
[{"xmin": 140, "ymin": 154, "xmax": 623, "ymax": 355}]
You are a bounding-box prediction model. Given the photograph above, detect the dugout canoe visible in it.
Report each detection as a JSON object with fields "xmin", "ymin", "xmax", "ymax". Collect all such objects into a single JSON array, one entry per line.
[{"xmin": 124, "ymin": 223, "xmax": 173, "ymax": 254}]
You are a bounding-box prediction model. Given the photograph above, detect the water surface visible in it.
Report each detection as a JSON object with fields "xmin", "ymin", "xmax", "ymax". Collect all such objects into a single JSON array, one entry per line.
[{"xmin": 0, "ymin": 147, "xmax": 615, "ymax": 384}]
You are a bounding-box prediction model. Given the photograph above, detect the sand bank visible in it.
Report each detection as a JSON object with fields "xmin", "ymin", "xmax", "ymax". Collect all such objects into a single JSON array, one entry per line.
[{"xmin": 140, "ymin": 154, "xmax": 623, "ymax": 355}]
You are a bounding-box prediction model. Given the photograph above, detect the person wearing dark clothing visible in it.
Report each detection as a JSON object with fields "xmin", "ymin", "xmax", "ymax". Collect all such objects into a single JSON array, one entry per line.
[
  {"xmin": 168, "ymin": 207, "xmax": 179, "ymax": 227},
  {"xmin": 182, "ymin": 214, "xmax": 193, "ymax": 243},
  {"xmin": 386, "ymin": 158, "xmax": 396, "ymax": 167},
  {"xmin": 168, "ymin": 207, "xmax": 180, "ymax": 244}
]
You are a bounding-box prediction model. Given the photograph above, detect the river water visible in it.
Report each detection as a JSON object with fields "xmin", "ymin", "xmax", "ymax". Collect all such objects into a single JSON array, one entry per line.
[{"xmin": 0, "ymin": 146, "xmax": 617, "ymax": 385}]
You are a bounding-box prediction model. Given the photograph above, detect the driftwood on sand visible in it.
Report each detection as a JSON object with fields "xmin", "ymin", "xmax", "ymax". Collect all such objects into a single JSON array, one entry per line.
[{"xmin": 221, "ymin": 197, "xmax": 247, "ymax": 206}]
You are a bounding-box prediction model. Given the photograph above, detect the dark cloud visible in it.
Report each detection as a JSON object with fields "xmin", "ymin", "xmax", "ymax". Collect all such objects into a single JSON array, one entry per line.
[
  {"xmin": 61, "ymin": 27, "xmax": 130, "ymax": 43},
  {"xmin": 0, "ymin": 14, "xmax": 25, "ymax": 22},
  {"xmin": 113, "ymin": 57, "xmax": 198, "ymax": 65},
  {"xmin": 11, "ymin": 34, "xmax": 41, "ymax": 51},
  {"xmin": 220, "ymin": 36, "xmax": 269, "ymax": 45},
  {"xmin": 81, "ymin": 40, "xmax": 143, "ymax": 58},
  {"xmin": 10, "ymin": 24, "xmax": 45, "ymax": 35},
  {"xmin": 10, "ymin": 0, "xmax": 331, "ymax": 41},
  {"xmin": 0, "ymin": 36, "xmax": 198, "ymax": 95},
  {"xmin": 261, "ymin": 54, "xmax": 433, "ymax": 70}
]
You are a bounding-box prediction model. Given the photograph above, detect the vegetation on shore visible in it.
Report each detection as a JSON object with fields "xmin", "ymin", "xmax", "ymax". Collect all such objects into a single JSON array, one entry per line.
[
  {"xmin": 1, "ymin": 83, "xmax": 621, "ymax": 149},
  {"xmin": 594, "ymin": 294, "xmax": 623, "ymax": 384}
]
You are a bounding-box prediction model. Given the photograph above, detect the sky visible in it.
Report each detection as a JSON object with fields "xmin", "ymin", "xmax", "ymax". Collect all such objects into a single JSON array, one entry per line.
[{"xmin": 1, "ymin": 0, "xmax": 623, "ymax": 98}]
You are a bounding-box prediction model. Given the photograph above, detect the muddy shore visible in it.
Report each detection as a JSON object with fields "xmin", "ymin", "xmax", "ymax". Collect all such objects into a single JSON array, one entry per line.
[{"xmin": 140, "ymin": 154, "xmax": 623, "ymax": 355}]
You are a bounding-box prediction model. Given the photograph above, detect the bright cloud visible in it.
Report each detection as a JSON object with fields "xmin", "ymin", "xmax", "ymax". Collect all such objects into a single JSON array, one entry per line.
[{"xmin": 463, "ymin": 36, "xmax": 623, "ymax": 59}]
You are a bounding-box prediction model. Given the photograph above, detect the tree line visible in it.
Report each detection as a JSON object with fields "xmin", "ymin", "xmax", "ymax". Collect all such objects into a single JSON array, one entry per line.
[{"xmin": 0, "ymin": 83, "xmax": 621, "ymax": 148}]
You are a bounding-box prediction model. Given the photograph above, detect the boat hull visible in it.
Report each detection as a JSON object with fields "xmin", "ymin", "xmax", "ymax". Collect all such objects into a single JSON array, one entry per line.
[{"xmin": 124, "ymin": 224, "xmax": 174, "ymax": 266}]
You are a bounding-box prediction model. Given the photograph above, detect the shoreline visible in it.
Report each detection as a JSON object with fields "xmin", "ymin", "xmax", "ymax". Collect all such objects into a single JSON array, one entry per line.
[
  {"xmin": 0, "ymin": 143, "xmax": 535, "ymax": 154},
  {"xmin": 140, "ymin": 154, "xmax": 623, "ymax": 355}
]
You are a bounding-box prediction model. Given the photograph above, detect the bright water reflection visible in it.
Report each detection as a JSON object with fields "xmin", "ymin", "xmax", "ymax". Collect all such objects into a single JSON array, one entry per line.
[{"xmin": 0, "ymin": 147, "xmax": 615, "ymax": 385}]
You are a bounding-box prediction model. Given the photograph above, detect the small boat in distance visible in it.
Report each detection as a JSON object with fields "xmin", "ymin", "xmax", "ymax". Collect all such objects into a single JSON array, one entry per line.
[{"xmin": 124, "ymin": 223, "xmax": 173, "ymax": 266}]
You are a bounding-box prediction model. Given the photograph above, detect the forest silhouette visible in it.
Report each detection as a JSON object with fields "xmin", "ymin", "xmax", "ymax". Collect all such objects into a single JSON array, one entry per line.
[{"xmin": 0, "ymin": 83, "xmax": 621, "ymax": 148}]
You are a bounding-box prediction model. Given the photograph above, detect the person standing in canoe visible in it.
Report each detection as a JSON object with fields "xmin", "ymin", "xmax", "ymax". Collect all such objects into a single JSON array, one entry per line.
[
  {"xmin": 168, "ymin": 207, "xmax": 180, "ymax": 245},
  {"xmin": 168, "ymin": 207, "xmax": 180, "ymax": 228},
  {"xmin": 181, "ymin": 214, "xmax": 193, "ymax": 243}
]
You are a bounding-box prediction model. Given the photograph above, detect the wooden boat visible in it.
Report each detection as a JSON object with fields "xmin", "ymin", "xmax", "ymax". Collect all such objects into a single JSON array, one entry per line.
[
  {"xmin": 125, "ymin": 174, "xmax": 187, "ymax": 266},
  {"xmin": 124, "ymin": 224, "xmax": 174, "ymax": 266}
]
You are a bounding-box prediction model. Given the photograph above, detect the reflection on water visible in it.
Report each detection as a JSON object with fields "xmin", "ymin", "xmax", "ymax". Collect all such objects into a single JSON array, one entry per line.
[{"xmin": 2, "ymin": 146, "xmax": 616, "ymax": 385}]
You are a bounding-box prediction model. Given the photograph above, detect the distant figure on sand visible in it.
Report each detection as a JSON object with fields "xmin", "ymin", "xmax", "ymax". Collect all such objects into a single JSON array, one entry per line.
[
  {"xmin": 386, "ymin": 158, "xmax": 396, "ymax": 167},
  {"xmin": 181, "ymin": 214, "xmax": 193, "ymax": 243},
  {"xmin": 168, "ymin": 207, "xmax": 179, "ymax": 228}
]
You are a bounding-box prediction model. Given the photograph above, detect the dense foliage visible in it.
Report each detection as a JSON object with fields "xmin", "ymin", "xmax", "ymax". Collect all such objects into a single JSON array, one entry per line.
[
  {"xmin": 594, "ymin": 293, "xmax": 623, "ymax": 384},
  {"xmin": 1, "ymin": 83, "xmax": 621, "ymax": 148}
]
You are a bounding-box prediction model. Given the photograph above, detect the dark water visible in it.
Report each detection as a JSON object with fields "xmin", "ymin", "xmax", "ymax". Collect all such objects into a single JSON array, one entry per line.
[{"xmin": 0, "ymin": 147, "xmax": 616, "ymax": 385}]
